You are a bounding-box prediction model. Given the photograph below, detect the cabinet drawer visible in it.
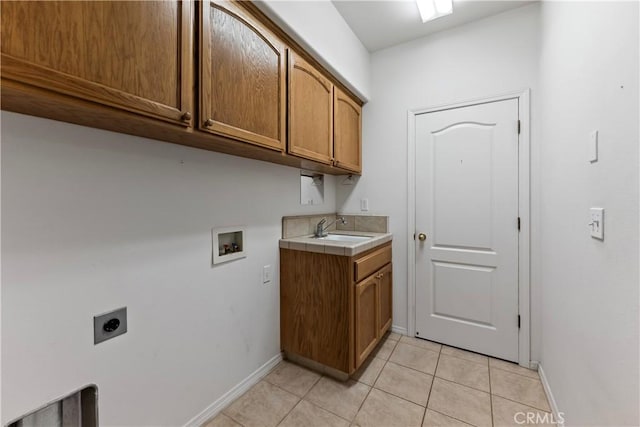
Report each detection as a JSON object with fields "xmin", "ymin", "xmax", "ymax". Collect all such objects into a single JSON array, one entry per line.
[{"xmin": 354, "ymin": 244, "xmax": 391, "ymax": 283}]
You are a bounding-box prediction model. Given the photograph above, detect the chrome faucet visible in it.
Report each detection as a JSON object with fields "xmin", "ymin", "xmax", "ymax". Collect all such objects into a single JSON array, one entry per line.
[{"xmin": 315, "ymin": 216, "xmax": 347, "ymax": 237}]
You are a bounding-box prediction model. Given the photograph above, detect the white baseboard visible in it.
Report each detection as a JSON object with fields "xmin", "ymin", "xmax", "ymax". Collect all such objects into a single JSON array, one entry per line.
[
  {"xmin": 391, "ymin": 325, "xmax": 407, "ymax": 336},
  {"xmin": 183, "ymin": 353, "xmax": 283, "ymax": 427},
  {"xmin": 537, "ymin": 363, "xmax": 564, "ymax": 427}
]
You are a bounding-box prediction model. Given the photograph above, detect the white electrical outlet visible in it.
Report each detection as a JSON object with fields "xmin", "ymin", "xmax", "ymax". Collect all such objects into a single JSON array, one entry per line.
[
  {"xmin": 263, "ymin": 265, "xmax": 272, "ymax": 284},
  {"xmin": 589, "ymin": 208, "xmax": 604, "ymax": 240},
  {"xmin": 360, "ymin": 198, "xmax": 369, "ymax": 212}
]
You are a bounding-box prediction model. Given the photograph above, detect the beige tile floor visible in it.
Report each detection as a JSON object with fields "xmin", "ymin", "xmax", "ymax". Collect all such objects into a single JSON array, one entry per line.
[{"xmin": 203, "ymin": 333, "xmax": 553, "ymax": 427}]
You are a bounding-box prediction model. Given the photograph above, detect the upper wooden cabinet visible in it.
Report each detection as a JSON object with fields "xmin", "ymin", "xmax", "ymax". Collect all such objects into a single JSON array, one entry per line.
[
  {"xmin": 1, "ymin": 0, "xmax": 364, "ymax": 175},
  {"xmin": 200, "ymin": 0, "xmax": 286, "ymax": 151},
  {"xmin": 288, "ymin": 51, "xmax": 334, "ymax": 165},
  {"xmin": 334, "ymin": 87, "xmax": 363, "ymax": 173},
  {"xmin": 288, "ymin": 52, "xmax": 362, "ymax": 172},
  {"xmin": 0, "ymin": 1, "xmax": 194, "ymax": 126}
]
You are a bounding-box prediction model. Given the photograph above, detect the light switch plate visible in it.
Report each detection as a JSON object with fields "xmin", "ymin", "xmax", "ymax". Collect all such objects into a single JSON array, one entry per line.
[
  {"xmin": 360, "ymin": 198, "xmax": 369, "ymax": 212},
  {"xmin": 590, "ymin": 207, "xmax": 604, "ymax": 240},
  {"xmin": 588, "ymin": 130, "xmax": 598, "ymax": 163},
  {"xmin": 263, "ymin": 265, "xmax": 272, "ymax": 284}
]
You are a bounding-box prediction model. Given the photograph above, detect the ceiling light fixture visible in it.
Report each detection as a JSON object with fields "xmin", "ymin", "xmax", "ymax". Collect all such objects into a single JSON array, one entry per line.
[{"xmin": 416, "ymin": 0, "xmax": 453, "ymax": 23}]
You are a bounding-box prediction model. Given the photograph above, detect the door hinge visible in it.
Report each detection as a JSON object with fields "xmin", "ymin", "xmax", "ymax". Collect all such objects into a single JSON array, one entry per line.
[
  {"xmin": 517, "ymin": 120, "xmax": 521, "ymax": 134},
  {"xmin": 518, "ymin": 315, "xmax": 521, "ymax": 329},
  {"xmin": 517, "ymin": 217, "xmax": 521, "ymax": 231},
  {"xmin": 413, "ymin": 233, "xmax": 416, "ymax": 240}
]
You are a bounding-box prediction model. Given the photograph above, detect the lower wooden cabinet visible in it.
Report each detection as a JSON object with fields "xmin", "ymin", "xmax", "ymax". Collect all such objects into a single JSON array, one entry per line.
[
  {"xmin": 355, "ymin": 262, "xmax": 393, "ymax": 367},
  {"xmin": 378, "ymin": 264, "xmax": 393, "ymax": 337},
  {"xmin": 280, "ymin": 242, "xmax": 392, "ymax": 376},
  {"xmin": 355, "ymin": 274, "xmax": 379, "ymax": 368}
]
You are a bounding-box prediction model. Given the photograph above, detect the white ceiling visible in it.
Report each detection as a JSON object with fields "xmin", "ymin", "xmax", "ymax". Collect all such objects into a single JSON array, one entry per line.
[{"xmin": 332, "ymin": 0, "xmax": 535, "ymax": 52}]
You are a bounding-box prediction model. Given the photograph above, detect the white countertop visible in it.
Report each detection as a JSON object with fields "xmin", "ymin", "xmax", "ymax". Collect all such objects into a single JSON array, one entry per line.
[{"xmin": 279, "ymin": 231, "xmax": 392, "ymax": 256}]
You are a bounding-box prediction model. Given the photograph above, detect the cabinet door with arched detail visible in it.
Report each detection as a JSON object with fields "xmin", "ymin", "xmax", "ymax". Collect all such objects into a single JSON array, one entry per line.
[
  {"xmin": 334, "ymin": 87, "xmax": 362, "ymax": 173},
  {"xmin": 1, "ymin": 1, "xmax": 194, "ymax": 127},
  {"xmin": 200, "ymin": 0, "xmax": 286, "ymax": 151},
  {"xmin": 288, "ymin": 51, "xmax": 334, "ymax": 165}
]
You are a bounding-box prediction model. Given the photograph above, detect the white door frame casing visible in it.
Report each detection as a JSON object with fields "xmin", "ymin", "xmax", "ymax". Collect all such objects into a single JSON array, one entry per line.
[{"xmin": 407, "ymin": 90, "xmax": 531, "ymax": 368}]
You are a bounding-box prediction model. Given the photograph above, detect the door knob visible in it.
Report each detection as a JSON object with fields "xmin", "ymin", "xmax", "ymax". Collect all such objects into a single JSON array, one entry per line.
[{"xmin": 418, "ymin": 233, "xmax": 427, "ymax": 241}]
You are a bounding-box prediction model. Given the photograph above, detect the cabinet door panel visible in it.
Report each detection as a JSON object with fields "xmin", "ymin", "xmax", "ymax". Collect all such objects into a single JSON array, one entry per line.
[
  {"xmin": 1, "ymin": 1, "xmax": 193, "ymax": 126},
  {"xmin": 288, "ymin": 51, "xmax": 333, "ymax": 164},
  {"xmin": 334, "ymin": 87, "xmax": 362, "ymax": 173},
  {"xmin": 200, "ymin": 0, "xmax": 286, "ymax": 151},
  {"xmin": 355, "ymin": 276, "xmax": 378, "ymax": 368},
  {"xmin": 378, "ymin": 264, "xmax": 393, "ymax": 337}
]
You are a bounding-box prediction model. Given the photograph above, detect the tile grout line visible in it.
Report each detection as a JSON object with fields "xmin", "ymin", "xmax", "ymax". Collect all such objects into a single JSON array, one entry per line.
[
  {"xmin": 428, "ymin": 408, "xmax": 476, "ymax": 426},
  {"xmin": 279, "ymin": 370, "xmax": 325, "ymax": 426},
  {"xmin": 489, "ymin": 391, "xmax": 553, "ymax": 413},
  {"xmin": 263, "ymin": 362, "xmax": 311, "ymax": 427},
  {"xmin": 439, "ymin": 351, "xmax": 489, "ymax": 367},
  {"xmin": 300, "ymin": 373, "xmax": 356, "ymax": 424},
  {"xmin": 275, "ymin": 399, "xmax": 304, "ymax": 427},
  {"xmin": 397, "ymin": 339, "xmax": 442, "ymax": 355},
  {"xmin": 490, "ymin": 364, "xmax": 542, "ymax": 381},
  {"xmin": 258, "ymin": 381, "xmax": 302, "ymax": 427},
  {"xmin": 219, "ymin": 369, "xmax": 274, "ymax": 427},
  {"xmin": 424, "ymin": 340, "xmax": 539, "ymax": 379},
  {"xmin": 433, "ymin": 375, "xmax": 492, "ymax": 396},
  {"xmin": 351, "ymin": 338, "xmax": 398, "ymax": 421},
  {"xmin": 384, "ymin": 357, "xmax": 437, "ymax": 377},
  {"xmin": 369, "ymin": 337, "xmax": 438, "ymax": 410},
  {"xmin": 302, "ymin": 374, "xmax": 323, "ymax": 399},
  {"xmin": 353, "ymin": 356, "xmax": 386, "ymax": 386},
  {"xmin": 371, "ymin": 374, "xmax": 433, "ymax": 409},
  {"xmin": 489, "ymin": 360, "xmax": 494, "ymax": 427},
  {"xmin": 422, "ymin": 344, "xmax": 442, "ymax": 426},
  {"xmin": 225, "ymin": 410, "xmax": 246, "ymax": 427},
  {"xmin": 302, "ymin": 392, "xmax": 357, "ymax": 424},
  {"xmin": 430, "ymin": 368, "xmax": 550, "ymax": 415},
  {"xmin": 489, "ymin": 366, "xmax": 550, "ymax": 412},
  {"xmin": 302, "ymin": 375, "xmax": 365, "ymax": 424},
  {"xmin": 370, "ymin": 352, "xmax": 390, "ymax": 385}
]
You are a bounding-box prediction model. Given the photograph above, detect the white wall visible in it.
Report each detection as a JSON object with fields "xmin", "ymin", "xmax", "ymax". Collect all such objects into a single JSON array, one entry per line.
[
  {"xmin": 338, "ymin": 4, "xmax": 543, "ymax": 356},
  {"xmin": 254, "ymin": 0, "xmax": 371, "ymax": 100},
  {"xmin": 537, "ymin": 2, "xmax": 639, "ymax": 425},
  {"xmin": 1, "ymin": 111, "xmax": 336, "ymax": 425}
]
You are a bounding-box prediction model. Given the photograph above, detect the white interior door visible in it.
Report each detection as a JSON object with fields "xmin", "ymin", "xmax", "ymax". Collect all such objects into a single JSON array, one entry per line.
[{"xmin": 414, "ymin": 99, "xmax": 519, "ymax": 361}]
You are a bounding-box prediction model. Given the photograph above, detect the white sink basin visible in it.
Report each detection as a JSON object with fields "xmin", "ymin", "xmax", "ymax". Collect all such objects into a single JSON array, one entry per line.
[{"xmin": 317, "ymin": 234, "xmax": 373, "ymax": 242}]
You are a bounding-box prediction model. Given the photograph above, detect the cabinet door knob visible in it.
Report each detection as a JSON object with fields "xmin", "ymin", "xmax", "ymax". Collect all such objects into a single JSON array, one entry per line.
[
  {"xmin": 181, "ymin": 111, "xmax": 192, "ymax": 122},
  {"xmin": 204, "ymin": 118, "xmax": 215, "ymax": 127},
  {"xmin": 418, "ymin": 233, "xmax": 427, "ymax": 241}
]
